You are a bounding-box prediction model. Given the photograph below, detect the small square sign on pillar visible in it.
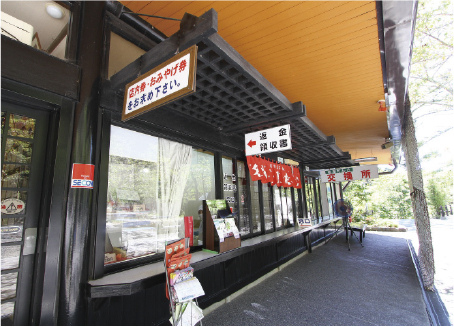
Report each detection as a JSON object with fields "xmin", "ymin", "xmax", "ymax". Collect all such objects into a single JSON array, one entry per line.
[{"xmin": 71, "ymin": 163, "xmax": 95, "ymax": 189}]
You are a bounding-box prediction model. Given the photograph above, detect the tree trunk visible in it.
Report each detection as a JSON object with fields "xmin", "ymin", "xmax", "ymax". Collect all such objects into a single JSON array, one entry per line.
[{"xmin": 402, "ymin": 95, "xmax": 435, "ymax": 291}]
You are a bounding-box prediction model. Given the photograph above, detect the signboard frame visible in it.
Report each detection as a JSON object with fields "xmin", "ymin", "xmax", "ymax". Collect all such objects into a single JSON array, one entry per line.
[
  {"xmin": 320, "ymin": 164, "xmax": 379, "ymax": 183},
  {"xmin": 245, "ymin": 124, "xmax": 292, "ymax": 156},
  {"xmin": 122, "ymin": 45, "xmax": 198, "ymax": 121}
]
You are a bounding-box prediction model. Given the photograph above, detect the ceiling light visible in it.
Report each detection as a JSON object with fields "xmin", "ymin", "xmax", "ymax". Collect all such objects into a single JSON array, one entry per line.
[
  {"xmin": 46, "ymin": 3, "xmax": 65, "ymax": 19},
  {"xmin": 353, "ymin": 157, "xmax": 377, "ymax": 163}
]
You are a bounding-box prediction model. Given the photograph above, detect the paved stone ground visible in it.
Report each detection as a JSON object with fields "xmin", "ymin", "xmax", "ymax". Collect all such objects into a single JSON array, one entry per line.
[
  {"xmin": 397, "ymin": 216, "xmax": 454, "ymax": 324},
  {"xmin": 203, "ymin": 228, "xmax": 431, "ymax": 326}
]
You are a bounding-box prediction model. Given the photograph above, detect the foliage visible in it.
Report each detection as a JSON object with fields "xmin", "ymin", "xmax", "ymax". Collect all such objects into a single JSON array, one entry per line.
[
  {"xmin": 342, "ymin": 180, "xmax": 371, "ymax": 219},
  {"xmin": 343, "ymin": 166, "xmax": 453, "ymax": 222},
  {"xmin": 408, "ymin": 0, "xmax": 453, "ymax": 149},
  {"xmin": 343, "ymin": 171, "xmax": 413, "ymax": 221},
  {"xmin": 351, "ymin": 217, "xmax": 399, "ymax": 229},
  {"xmin": 424, "ymin": 169, "xmax": 453, "ymax": 217}
]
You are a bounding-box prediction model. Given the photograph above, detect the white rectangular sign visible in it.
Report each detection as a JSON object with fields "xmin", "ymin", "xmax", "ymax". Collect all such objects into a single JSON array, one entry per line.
[
  {"xmin": 245, "ymin": 124, "xmax": 291, "ymax": 156},
  {"xmin": 122, "ymin": 45, "xmax": 197, "ymax": 121},
  {"xmin": 320, "ymin": 165, "xmax": 379, "ymax": 183}
]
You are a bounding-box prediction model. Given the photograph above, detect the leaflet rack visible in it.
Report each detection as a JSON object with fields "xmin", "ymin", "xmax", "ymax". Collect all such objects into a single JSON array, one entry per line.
[
  {"xmin": 165, "ymin": 238, "xmax": 204, "ymax": 326},
  {"xmin": 202, "ymin": 200, "xmax": 241, "ymax": 253}
]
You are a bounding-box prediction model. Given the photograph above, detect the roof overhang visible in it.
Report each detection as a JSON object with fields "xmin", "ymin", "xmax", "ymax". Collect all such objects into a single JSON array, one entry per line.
[
  {"xmin": 381, "ymin": 0, "xmax": 418, "ymax": 160},
  {"xmin": 102, "ymin": 8, "xmax": 357, "ymax": 170}
]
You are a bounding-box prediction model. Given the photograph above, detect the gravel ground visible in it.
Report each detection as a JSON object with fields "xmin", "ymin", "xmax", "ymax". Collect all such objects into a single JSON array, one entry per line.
[{"xmin": 395, "ymin": 216, "xmax": 454, "ymax": 324}]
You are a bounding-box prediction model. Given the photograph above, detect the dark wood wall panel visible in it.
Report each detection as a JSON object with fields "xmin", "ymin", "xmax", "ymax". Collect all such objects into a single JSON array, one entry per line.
[
  {"xmin": 195, "ymin": 263, "xmax": 226, "ymax": 304},
  {"xmin": 87, "ymin": 224, "xmax": 338, "ymax": 325},
  {"xmin": 276, "ymin": 233, "xmax": 306, "ymax": 261}
]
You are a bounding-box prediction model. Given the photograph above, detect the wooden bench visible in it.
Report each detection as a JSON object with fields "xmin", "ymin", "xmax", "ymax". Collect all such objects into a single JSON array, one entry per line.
[{"xmin": 345, "ymin": 224, "xmax": 367, "ymax": 242}]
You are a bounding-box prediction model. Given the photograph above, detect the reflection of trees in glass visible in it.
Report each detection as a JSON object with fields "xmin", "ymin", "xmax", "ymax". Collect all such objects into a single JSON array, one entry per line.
[
  {"xmin": 250, "ymin": 180, "xmax": 261, "ymax": 233},
  {"xmin": 237, "ymin": 161, "xmax": 250, "ymax": 235},
  {"xmin": 181, "ymin": 150, "xmax": 215, "ymax": 216},
  {"xmin": 4, "ymin": 139, "xmax": 33, "ymax": 163},
  {"xmin": 2, "ymin": 164, "xmax": 31, "ymax": 188},
  {"xmin": 107, "ymin": 156, "xmax": 158, "ymax": 213},
  {"xmin": 8, "ymin": 114, "xmax": 36, "ymax": 138},
  {"xmin": 262, "ymin": 183, "xmax": 273, "ymax": 230}
]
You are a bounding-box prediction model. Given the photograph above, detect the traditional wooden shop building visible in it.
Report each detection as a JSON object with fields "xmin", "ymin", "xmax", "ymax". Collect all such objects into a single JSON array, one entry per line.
[{"xmin": 1, "ymin": 1, "xmax": 416, "ymax": 325}]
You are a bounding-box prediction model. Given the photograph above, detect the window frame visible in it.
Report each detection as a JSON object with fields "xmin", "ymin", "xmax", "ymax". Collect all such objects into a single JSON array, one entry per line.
[{"xmin": 94, "ymin": 112, "xmax": 303, "ymax": 278}]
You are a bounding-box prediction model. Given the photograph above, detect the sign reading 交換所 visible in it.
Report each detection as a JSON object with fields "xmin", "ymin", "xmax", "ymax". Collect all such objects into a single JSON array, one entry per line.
[
  {"xmin": 320, "ymin": 165, "xmax": 379, "ymax": 183},
  {"xmin": 122, "ymin": 45, "xmax": 197, "ymax": 121},
  {"xmin": 245, "ymin": 124, "xmax": 292, "ymax": 156}
]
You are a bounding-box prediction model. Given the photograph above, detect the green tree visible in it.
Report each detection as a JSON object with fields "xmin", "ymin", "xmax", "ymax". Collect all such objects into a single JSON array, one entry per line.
[
  {"xmin": 409, "ymin": 0, "xmax": 453, "ymax": 129},
  {"xmin": 343, "ymin": 180, "xmax": 371, "ymax": 219},
  {"xmin": 369, "ymin": 171, "xmax": 413, "ymax": 220},
  {"xmin": 404, "ymin": 0, "xmax": 452, "ymax": 290},
  {"xmin": 425, "ymin": 169, "xmax": 453, "ymax": 217}
]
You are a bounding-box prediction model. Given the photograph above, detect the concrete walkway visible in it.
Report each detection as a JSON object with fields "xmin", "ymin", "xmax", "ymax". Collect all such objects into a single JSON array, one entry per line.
[
  {"xmin": 398, "ymin": 217, "xmax": 454, "ymax": 324},
  {"xmin": 203, "ymin": 229, "xmax": 432, "ymax": 326}
]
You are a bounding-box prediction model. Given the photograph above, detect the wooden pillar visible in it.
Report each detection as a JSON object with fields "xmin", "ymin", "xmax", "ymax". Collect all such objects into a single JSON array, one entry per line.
[{"xmin": 59, "ymin": 2, "xmax": 106, "ymax": 325}]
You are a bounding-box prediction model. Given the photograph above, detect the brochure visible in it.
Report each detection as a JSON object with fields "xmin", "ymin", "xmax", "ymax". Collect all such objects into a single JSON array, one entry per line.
[
  {"xmin": 170, "ymin": 301, "xmax": 204, "ymax": 326},
  {"xmin": 169, "ymin": 267, "xmax": 194, "ymax": 286},
  {"xmin": 179, "ymin": 301, "xmax": 204, "ymax": 326},
  {"xmin": 213, "ymin": 218, "xmax": 225, "ymax": 242},
  {"xmin": 172, "ymin": 277, "xmax": 205, "ymax": 302},
  {"xmin": 225, "ymin": 218, "xmax": 240, "ymax": 239},
  {"xmin": 165, "ymin": 239, "xmax": 186, "ymax": 266}
]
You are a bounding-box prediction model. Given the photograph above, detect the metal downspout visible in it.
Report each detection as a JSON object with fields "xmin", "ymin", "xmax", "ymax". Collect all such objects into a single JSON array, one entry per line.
[{"xmin": 378, "ymin": 158, "xmax": 398, "ymax": 176}]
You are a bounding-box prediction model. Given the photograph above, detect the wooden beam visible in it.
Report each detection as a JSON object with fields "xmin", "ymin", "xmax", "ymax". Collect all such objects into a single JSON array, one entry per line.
[
  {"xmin": 106, "ymin": 12, "xmax": 157, "ymax": 51},
  {"xmin": 46, "ymin": 23, "xmax": 68, "ymax": 54},
  {"xmin": 221, "ymin": 102, "xmax": 306, "ymax": 134},
  {"xmin": 296, "ymin": 135, "xmax": 336, "ymax": 149},
  {"xmin": 205, "ymin": 32, "xmax": 293, "ymax": 113},
  {"xmin": 296, "ymin": 154, "xmax": 352, "ymax": 166},
  {"xmin": 109, "ymin": 8, "xmax": 218, "ymax": 92},
  {"xmin": 1, "ymin": 35, "xmax": 80, "ymax": 100}
]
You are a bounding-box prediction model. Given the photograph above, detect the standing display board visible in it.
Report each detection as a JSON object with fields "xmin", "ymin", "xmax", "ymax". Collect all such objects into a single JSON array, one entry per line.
[{"xmin": 203, "ymin": 200, "xmax": 241, "ymax": 253}]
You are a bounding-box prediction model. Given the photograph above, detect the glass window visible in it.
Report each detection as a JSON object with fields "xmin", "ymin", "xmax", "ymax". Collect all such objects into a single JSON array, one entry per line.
[
  {"xmin": 1, "ymin": 245, "xmax": 21, "ymax": 270},
  {"xmin": 250, "ymin": 179, "xmax": 261, "ymax": 234},
  {"xmin": 305, "ymin": 177, "xmax": 317, "ymax": 223},
  {"xmin": 294, "ymin": 188, "xmax": 301, "ymax": 219},
  {"xmin": 326, "ymin": 183, "xmax": 334, "ymax": 218},
  {"xmin": 280, "ymin": 187, "xmax": 289, "ymax": 224},
  {"xmin": 1, "ymin": 218, "xmax": 24, "ymax": 243},
  {"xmin": 1, "ymin": 272, "xmax": 18, "ymax": 301},
  {"xmin": 181, "ymin": 150, "xmax": 215, "ymax": 247},
  {"xmin": 262, "ymin": 183, "xmax": 274, "ymax": 231},
  {"xmin": 105, "ymin": 126, "xmax": 193, "ymax": 265},
  {"xmin": 279, "ymin": 187, "xmax": 294, "ymax": 227},
  {"xmin": 273, "ymin": 185, "xmax": 283, "ymax": 229},
  {"xmin": 1, "ymin": 1, "xmax": 70, "ymax": 60},
  {"xmin": 221, "ymin": 156, "xmax": 238, "ymax": 217},
  {"xmin": 1, "ymin": 301, "xmax": 15, "ymax": 324},
  {"xmin": 237, "ymin": 160, "xmax": 250, "ymax": 235},
  {"xmin": 315, "ymin": 179, "xmax": 322, "ymax": 221}
]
